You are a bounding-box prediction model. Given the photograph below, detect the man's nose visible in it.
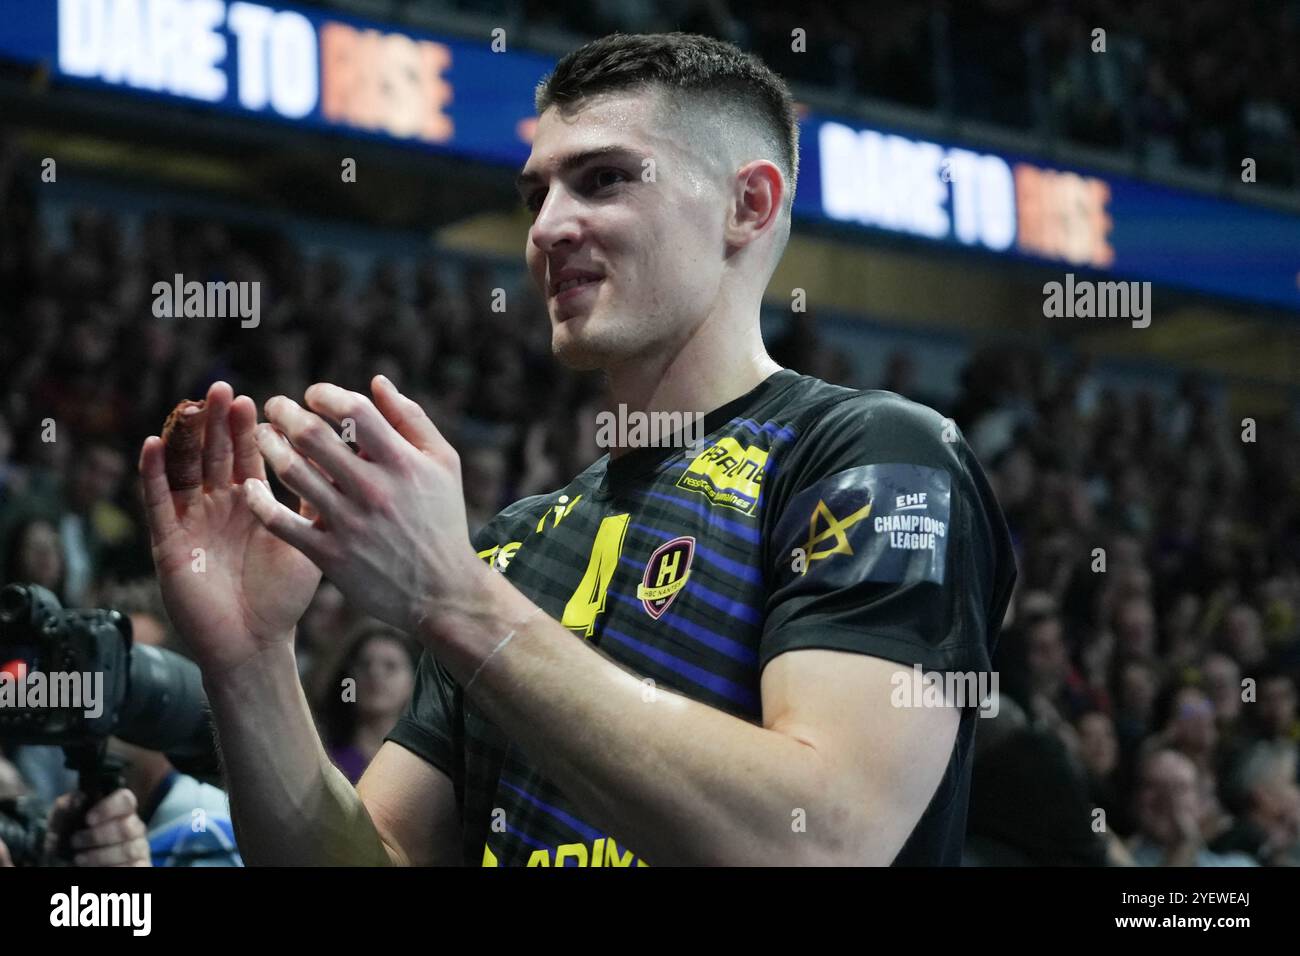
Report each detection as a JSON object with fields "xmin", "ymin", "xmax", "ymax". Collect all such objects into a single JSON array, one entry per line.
[{"xmin": 529, "ymin": 186, "xmax": 582, "ymax": 253}]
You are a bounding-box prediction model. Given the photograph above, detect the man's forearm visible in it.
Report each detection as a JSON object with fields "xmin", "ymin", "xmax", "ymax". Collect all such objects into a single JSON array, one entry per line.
[
  {"xmin": 424, "ymin": 572, "xmax": 856, "ymax": 866},
  {"xmin": 202, "ymin": 641, "xmax": 392, "ymax": 866}
]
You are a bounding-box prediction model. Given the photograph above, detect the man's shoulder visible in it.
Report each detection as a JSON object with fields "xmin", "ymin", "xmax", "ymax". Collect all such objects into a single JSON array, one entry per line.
[{"xmin": 771, "ymin": 380, "xmax": 960, "ymax": 480}]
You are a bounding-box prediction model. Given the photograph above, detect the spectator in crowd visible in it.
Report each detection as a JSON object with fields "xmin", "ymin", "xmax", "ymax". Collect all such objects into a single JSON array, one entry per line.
[
  {"xmin": 1127, "ymin": 747, "xmax": 1257, "ymax": 866},
  {"xmin": 1157, "ymin": 684, "xmax": 1220, "ymax": 777},
  {"xmin": 320, "ymin": 626, "xmax": 422, "ymax": 785},
  {"xmin": 296, "ymin": 581, "xmax": 353, "ymax": 698},
  {"xmin": 1077, "ymin": 710, "xmax": 1132, "ymax": 836},
  {"xmin": 1213, "ymin": 743, "xmax": 1300, "ymax": 866},
  {"xmin": 1251, "ymin": 672, "xmax": 1300, "ymax": 780},
  {"xmin": 2, "ymin": 516, "xmax": 66, "ymax": 601}
]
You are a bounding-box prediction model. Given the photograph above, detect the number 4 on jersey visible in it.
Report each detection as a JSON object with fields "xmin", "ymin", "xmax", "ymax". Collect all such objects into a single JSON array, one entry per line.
[{"xmin": 561, "ymin": 513, "xmax": 631, "ymax": 637}]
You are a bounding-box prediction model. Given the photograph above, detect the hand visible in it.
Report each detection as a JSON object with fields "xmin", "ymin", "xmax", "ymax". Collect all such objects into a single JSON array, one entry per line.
[
  {"xmin": 45, "ymin": 790, "xmax": 152, "ymax": 867},
  {"xmin": 0, "ymin": 837, "xmax": 11, "ymax": 867},
  {"xmin": 245, "ymin": 375, "xmax": 486, "ymax": 634},
  {"xmin": 1173, "ymin": 803, "xmax": 1203, "ymax": 847},
  {"xmin": 139, "ymin": 381, "xmax": 323, "ymax": 677}
]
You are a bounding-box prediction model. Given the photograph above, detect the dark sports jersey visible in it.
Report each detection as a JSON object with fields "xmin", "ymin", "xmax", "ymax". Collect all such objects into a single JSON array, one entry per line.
[{"xmin": 386, "ymin": 368, "xmax": 1017, "ymax": 866}]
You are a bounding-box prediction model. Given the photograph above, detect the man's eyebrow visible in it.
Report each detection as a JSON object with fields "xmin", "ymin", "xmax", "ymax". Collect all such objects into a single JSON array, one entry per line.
[{"xmin": 514, "ymin": 146, "xmax": 641, "ymax": 197}]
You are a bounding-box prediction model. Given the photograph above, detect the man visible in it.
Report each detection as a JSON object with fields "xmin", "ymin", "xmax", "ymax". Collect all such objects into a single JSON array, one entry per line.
[
  {"xmin": 1213, "ymin": 742, "xmax": 1300, "ymax": 866},
  {"xmin": 138, "ymin": 33, "xmax": 1015, "ymax": 866},
  {"xmin": 1127, "ymin": 748, "xmax": 1257, "ymax": 867}
]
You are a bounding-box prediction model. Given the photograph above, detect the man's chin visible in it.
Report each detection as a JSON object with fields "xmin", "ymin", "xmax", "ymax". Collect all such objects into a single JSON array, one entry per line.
[{"xmin": 551, "ymin": 320, "xmax": 624, "ymax": 371}]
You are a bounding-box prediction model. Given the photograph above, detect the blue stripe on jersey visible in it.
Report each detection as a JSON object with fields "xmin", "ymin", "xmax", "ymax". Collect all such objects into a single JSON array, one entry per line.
[
  {"xmin": 501, "ymin": 779, "xmax": 603, "ymax": 841},
  {"xmin": 630, "ymin": 523, "xmax": 763, "ymax": 585},
  {"xmin": 608, "ymin": 588, "xmax": 759, "ymax": 665},
  {"xmin": 603, "ymin": 625, "xmax": 761, "ymax": 710},
  {"xmin": 683, "ymin": 579, "xmax": 764, "ymax": 626},
  {"xmin": 504, "ymin": 824, "xmax": 553, "ymax": 852},
  {"xmin": 641, "ymin": 489, "xmax": 762, "ymax": 543},
  {"xmin": 733, "ymin": 418, "xmax": 797, "ymax": 442}
]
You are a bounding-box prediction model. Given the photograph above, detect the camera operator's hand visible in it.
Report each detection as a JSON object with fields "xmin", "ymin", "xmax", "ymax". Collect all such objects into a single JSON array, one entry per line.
[
  {"xmin": 139, "ymin": 381, "xmax": 322, "ymax": 678},
  {"xmin": 45, "ymin": 789, "xmax": 151, "ymax": 866},
  {"xmin": 0, "ymin": 837, "xmax": 12, "ymax": 867}
]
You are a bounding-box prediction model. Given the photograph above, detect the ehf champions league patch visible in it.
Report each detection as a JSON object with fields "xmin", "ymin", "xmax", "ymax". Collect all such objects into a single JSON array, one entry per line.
[{"xmin": 775, "ymin": 463, "xmax": 952, "ymax": 586}]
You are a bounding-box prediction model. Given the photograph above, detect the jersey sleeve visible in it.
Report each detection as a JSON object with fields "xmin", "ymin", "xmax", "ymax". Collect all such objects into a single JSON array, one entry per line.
[
  {"xmin": 385, "ymin": 648, "xmax": 463, "ymax": 780},
  {"xmin": 760, "ymin": 391, "xmax": 1012, "ymax": 681}
]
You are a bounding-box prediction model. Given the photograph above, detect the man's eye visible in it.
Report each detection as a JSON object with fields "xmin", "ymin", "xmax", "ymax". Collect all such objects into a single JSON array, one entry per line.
[
  {"xmin": 589, "ymin": 168, "xmax": 627, "ymax": 191},
  {"xmin": 524, "ymin": 170, "xmax": 625, "ymax": 216}
]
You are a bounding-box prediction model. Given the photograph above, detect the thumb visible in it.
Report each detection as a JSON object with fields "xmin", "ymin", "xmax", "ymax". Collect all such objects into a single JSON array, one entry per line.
[
  {"xmin": 371, "ymin": 375, "xmax": 448, "ymax": 456},
  {"xmin": 47, "ymin": 791, "xmax": 83, "ymax": 833}
]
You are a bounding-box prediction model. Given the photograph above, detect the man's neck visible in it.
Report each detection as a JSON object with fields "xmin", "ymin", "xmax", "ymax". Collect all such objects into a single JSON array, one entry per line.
[{"xmin": 603, "ymin": 318, "xmax": 782, "ymax": 459}]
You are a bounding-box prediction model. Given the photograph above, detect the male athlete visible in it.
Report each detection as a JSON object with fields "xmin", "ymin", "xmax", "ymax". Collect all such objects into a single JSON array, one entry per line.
[{"xmin": 138, "ymin": 33, "xmax": 1016, "ymax": 866}]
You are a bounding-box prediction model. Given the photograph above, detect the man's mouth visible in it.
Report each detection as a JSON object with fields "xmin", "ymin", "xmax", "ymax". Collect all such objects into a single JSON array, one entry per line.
[{"xmin": 553, "ymin": 275, "xmax": 603, "ymax": 303}]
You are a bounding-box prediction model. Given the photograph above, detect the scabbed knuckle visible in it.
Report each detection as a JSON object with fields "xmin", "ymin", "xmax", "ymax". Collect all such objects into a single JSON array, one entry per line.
[
  {"xmin": 277, "ymin": 457, "xmax": 299, "ymax": 485},
  {"xmin": 300, "ymin": 419, "xmax": 330, "ymax": 444}
]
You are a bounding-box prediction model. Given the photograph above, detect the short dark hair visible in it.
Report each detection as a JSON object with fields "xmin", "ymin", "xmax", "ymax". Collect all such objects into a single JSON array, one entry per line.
[{"xmin": 535, "ymin": 32, "xmax": 800, "ymax": 219}]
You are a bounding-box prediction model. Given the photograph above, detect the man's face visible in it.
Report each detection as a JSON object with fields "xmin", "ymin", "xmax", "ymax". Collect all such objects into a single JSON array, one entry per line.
[
  {"xmin": 1170, "ymin": 688, "xmax": 1217, "ymax": 753},
  {"xmin": 520, "ymin": 89, "xmax": 727, "ymax": 371},
  {"xmin": 1261, "ymin": 677, "xmax": 1298, "ymax": 734},
  {"xmin": 1078, "ymin": 712, "xmax": 1117, "ymax": 775},
  {"xmin": 1137, "ymin": 751, "xmax": 1200, "ymax": 845},
  {"xmin": 1026, "ymin": 617, "xmax": 1067, "ymax": 686}
]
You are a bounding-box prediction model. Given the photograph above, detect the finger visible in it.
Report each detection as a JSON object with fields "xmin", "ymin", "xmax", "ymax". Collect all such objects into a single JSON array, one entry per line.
[
  {"xmin": 162, "ymin": 400, "xmax": 207, "ymax": 510},
  {"xmin": 371, "ymin": 375, "xmax": 448, "ymax": 456},
  {"xmin": 139, "ymin": 436, "xmax": 181, "ymax": 544},
  {"xmin": 202, "ymin": 381, "xmax": 235, "ymax": 490},
  {"xmin": 299, "ymin": 493, "xmax": 320, "ymax": 526},
  {"xmin": 230, "ymin": 394, "xmax": 266, "ymax": 483},
  {"xmin": 76, "ymin": 836, "xmax": 151, "ymax": 867},
  {"xmin": 254, "ymin": 422, "xmax": 348, "ymax": 521},
  {"xmin": 0, "ymin": 838, "xmax": 12, "ymax": 867},
  {"xmin": 268, "ymin": 393, "xmax": 375, "ymax": 495},
  {"xmin": 303, "ymin": 382, "xmax": 405, "ymax": 465},
  {"xmin": 46, "ymin": 791, "xmax": 84, "ymax": 832},
  {"xmin": 85, "ymin": 787, "xmax": 137, "ymax": 826},
  {"xmin": 244, "ymin": 477, "xmax": 331, "ymax": 566},
  {"xmin": 72, "ymin": 811, "xmax": 146, "ymax": 851}
]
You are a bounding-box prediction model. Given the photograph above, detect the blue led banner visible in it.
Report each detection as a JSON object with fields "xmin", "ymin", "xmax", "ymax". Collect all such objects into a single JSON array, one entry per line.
[
  {"xmin": 0, "ymin": 0, "xmax": 547, "ymax": 166},
  {"xmin": 799, "ymin": 116, "xmax": 1300, "ymax": 312}
]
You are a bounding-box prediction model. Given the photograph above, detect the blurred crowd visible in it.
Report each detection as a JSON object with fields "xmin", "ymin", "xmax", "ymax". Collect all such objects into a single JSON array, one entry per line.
[
  {"xmin": 2, "ymin": 117, "xmax": 1299, "ymax": 865},
  {"xmin": 944, "ymin": 348, "xmax": 1300, "ymax": 865},
  {"xmin": 310, "ymin": 0, "xmax": 1300, "ymax": 187}
]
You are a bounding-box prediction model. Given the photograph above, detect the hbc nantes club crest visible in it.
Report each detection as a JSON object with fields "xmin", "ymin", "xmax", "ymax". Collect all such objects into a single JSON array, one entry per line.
[{"xmin": 636, "ymin": 536, "xmax": 695, "ymax": 619}]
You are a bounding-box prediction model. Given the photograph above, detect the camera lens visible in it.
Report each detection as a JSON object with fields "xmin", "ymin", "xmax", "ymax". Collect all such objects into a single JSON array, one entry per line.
[{"xmin": 0, "ymin": 584, "xmax": 30, "ymax": 626}]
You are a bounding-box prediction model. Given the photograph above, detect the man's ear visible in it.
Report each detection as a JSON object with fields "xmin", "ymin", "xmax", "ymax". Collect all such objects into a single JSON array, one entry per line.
[{"xmin": 725, "ymin": 159, "xmax": 783, "ymax": 250}]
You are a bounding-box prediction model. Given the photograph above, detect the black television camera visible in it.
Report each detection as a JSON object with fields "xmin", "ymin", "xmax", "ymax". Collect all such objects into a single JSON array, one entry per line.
[{"xmin": 0, "ymin": 583, "xmax": 219, "ymax": 865}]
